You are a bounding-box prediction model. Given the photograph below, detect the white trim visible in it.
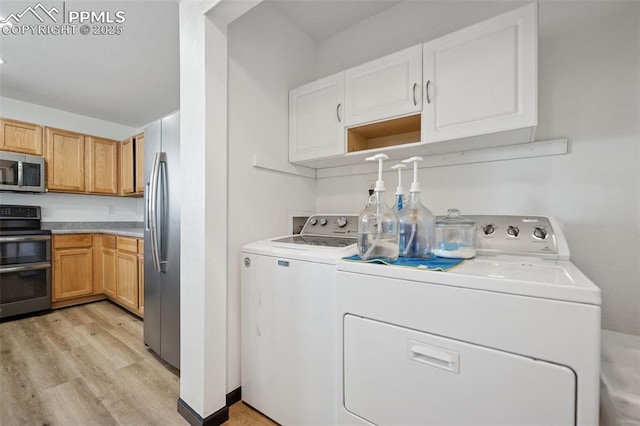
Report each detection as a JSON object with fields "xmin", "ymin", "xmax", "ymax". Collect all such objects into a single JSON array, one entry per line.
[
  {"xmin": 316, "ymin": 139, "xmax": 568, "ymax": 179},
  {"xmin": 253, "ymin": 154, "xmax": 316, "ymax": 179}
]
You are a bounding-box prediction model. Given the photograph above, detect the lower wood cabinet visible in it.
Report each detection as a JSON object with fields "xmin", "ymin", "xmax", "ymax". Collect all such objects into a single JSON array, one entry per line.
[
  {"xmin": 52, "ymin": 234, "xmax": 94, "ymax": 301},
  {"xmin": 52, "ymin": 233, "xmax": 143, "ymax": 316},
  {"xmin": 116, "ymin": 237, "xmax": 139, "ymax": 312},
  {"xmin": 101, "ymin": 235, "xmax": 117, "ymax": 298}
]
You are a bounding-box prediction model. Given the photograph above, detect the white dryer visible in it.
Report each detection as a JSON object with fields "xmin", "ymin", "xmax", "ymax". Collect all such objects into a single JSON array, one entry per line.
[
  {"xmin": 337, "ymin": 215, "xmax": 601, "ymax": 425},
  {"xmin": 241, "ymin": 214, "xmax": 358, "ymax": 425}
]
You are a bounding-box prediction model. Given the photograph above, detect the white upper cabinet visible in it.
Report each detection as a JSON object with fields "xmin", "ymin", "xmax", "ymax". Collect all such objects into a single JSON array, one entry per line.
[
  {"xmin": 422, "ymin": 3, "xmax": 537, "ymax": 145},
  {"xmin": 289, "ymin": 72, "xmax": 346, "ymax": 163},
  {"xmin": 345, "ymin": 45, "xmax": 423, "ymax": 127}
]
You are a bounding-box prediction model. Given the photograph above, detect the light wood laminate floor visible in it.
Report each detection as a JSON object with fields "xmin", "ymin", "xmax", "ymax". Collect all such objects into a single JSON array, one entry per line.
[{"xmin": 0, "ymin": 301, "xmax": 275, "ymax": 425}]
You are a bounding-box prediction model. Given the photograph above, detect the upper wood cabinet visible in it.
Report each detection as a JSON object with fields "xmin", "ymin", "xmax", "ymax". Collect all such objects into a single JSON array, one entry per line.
[
  {"xmin": 120, "ymin": 133, "xmax": 144, "ymax": 196},
  {"xmin": 45, "ymin": 127, "xmax": 86, "ymax": 192},
  {"xmin": 87, "ymin": 136, "xmax": 119, "ymax": 194},
  {"xmin": 289, "ymin": 72, "xmax": 345, "ymax": 163},
  {"xmin": 345, "ymin": 45, "xmax": 423, "ymax": 127},
  {"xmin": 422, "ymin": 3, "xmax": 537, "ymax": 147},
  {"xmin": 45, "ymin": 127, "xmax": 120, "ymax": 195},
  {"xmin": 0, "ymin": 118, "xmax": 43, "ymax": 155},
  {"xmin": 135, "ymin": 133, "xmax": 145, "ymax": 193}
]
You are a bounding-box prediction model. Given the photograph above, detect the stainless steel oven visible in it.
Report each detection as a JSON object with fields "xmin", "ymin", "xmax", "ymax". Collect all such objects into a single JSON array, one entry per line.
[{"xmin": 0, "ymin": 205, "xmax": 51, "ymax": 319}]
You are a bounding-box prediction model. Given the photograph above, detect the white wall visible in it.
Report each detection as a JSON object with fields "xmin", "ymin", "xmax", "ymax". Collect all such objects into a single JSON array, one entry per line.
[
  {"xmin": 314, "ymin": 2, "xmax": 640, "ymax": 335},
  {"xmin": 226, "ymin": 3, "xmax": 317, "ymax": 391},
  {"xmin": 0, "ymin": 97, "xmax": 143, "ymax": 222}
]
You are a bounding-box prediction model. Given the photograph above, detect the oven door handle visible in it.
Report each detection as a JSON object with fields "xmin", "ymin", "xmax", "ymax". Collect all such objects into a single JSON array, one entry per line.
[
  {"xmin": 0, "ymin": 262, "xmax": 51, "ymax": 274},
  {"xmin": 0, "ymin": 235, "xmax": 51, "ymax": 243}
]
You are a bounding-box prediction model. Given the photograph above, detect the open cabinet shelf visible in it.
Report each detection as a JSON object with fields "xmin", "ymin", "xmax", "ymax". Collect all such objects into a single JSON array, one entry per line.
[{"xmin": 347, "ymin": 114, "xmax": 421, "ymax": 153}]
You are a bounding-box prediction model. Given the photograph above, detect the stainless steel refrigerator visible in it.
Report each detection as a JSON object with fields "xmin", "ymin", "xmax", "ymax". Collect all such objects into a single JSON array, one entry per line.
[{"xmin": 144, "ymin": 111, "xmax": 180, "ymax": 369}]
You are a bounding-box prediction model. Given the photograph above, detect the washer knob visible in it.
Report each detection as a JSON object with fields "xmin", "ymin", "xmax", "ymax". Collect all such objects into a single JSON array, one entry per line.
[
  {"xmin": 482, "ymin": 224, "xmax": 496, "ymax": 235},
  {"xmin": 533, "ymin": 227, "xmax": 547, "ymax": 240},
  {"xmin": 507, "ymin": 225, "xmax": 520, "ymax": 237},
  {"xmin": 319, "ymin": 218, "xmax": 328, "ymax": 226},
  {"xmin": 309, "ymin": 218, "xmax": 317, "ymax": 226},
  {"xmin": 336, "ymin": 217, "xmax": 348, "ymax": 228}
]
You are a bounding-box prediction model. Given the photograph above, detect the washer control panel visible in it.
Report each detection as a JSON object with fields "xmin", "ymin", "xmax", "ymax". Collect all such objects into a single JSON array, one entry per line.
[
  {"xmin": 468, "ymin": 215, "xmax": 559, "ymax": 257},
  {"xmin": 302, "ymin": 214, "xmax": 359, "ymax": 236}
]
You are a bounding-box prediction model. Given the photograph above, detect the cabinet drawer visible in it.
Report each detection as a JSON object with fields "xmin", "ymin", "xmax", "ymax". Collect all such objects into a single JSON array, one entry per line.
[
  {"xmin": 53, "ymin": 234, "xmax": 93, "ymax": 249},
  {"xmin": 137, "ymin": 239, "xmax": 144, "ymax": 253},
  {"xmin": 117, "ymin": 236, "xmax": 138, "ymax": 253},
  {"xmin": 102, "ymin": 235, "xmax": 116, "ymax": 249}
]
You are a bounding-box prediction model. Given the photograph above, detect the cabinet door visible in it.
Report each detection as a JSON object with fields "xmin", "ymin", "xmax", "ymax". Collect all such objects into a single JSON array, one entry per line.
[
  {"xmin": 86, "ymin": 136, "xmax": 119, "ymax": 194},
  {"xmin": 134, "ymin": 133, "xmax": 145, "ymax": 194},
  {"xmin": 0, "ymin": 118, "xmax": 43, "ymax": 155},
  {"xmin": 102, "ymin": 248, "xmax": 117, "ymax": 298},
  {"xmin": 116, "ymin": 251, "xmax": 138, "ymax": 312},
  {"xmin": 422, "ymin": 3, "xmax": 537, "ymax": 144},
  {"xmin": 53, "ymin": 248, "xmax": 93, "ymax": 301},
  {"xmin": 45, "ymin": 127, "xmax": 85, "ymax": 192},
  {"xmin": 345, "ymin": 45, "xmax": 422, "ymax": 127},
  {"xmin": 121, "ymin": 137, "xmax": 134, "ymax": 194},
  {"xmin": 138, "ymin": 251, "xmax": 144, "ymax": 315},
  {"xmin": 289, "ymin": 72, "xmax": 345, "ymax": 163}
]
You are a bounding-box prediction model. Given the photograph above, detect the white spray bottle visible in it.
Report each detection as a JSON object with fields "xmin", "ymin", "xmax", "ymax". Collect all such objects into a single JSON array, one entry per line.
[
  {"xmin": 391, "ymin": 163, "xmax": 407, "ymax": 212},
  {"xmin": 357, "ymin": 154, "xmax": 399, "ymax": 261},
  {"xmin": 397, "ymin": 156, "xmax": 435, "ymax": 258}
]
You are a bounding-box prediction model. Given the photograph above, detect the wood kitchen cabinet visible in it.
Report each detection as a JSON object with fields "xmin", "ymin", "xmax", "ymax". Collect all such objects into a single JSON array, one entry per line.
[
  {"xmin": 115, "ymin": 236, "xmax": 142, "ymax": 315},
  {"xmin": 0, "ymin": 118, "xmax": 43, "ymax": 155},
  {"xmin": 101, "ymin": 235, "xmax": 117, "ymax": 298},
  {"xmin": 86, "ymin": 136, "xmax": 119, "ymax": 194},
  {"xmin": 45, "ymin": 127, "xmax": 86, "ymax": 192},
  {"xmin": 138, "ymin": 239, "xmax": 144, "ymax": 315},
  {"xmin": 52, "ymin": 234, "xmax": 94, "ymax": 301},
  {"xmin": 120, "ymin": 132, "xmax": 144, "ymax": 196},
  {"xmin": 45, "ymin": 127, "xmax": 120, "ymax": 195},
  {"xmin": 289, "ymin": 72, "xmax": 345, "ymax": 163}
]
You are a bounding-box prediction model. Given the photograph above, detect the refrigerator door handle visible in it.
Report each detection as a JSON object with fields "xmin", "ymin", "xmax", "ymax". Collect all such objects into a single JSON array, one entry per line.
[
  {"xmin": 145, "ymin": 182, "xmax": 151, "ymax": 231},
  {"xmin": 149, "ymin": 152, "xmax": 164, "ymax": 272}
]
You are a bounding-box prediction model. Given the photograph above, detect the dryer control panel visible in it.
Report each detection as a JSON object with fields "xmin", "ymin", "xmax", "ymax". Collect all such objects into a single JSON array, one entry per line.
[{"xmin": 446, "ymin": 215, "xmax": 568, "ymax": 260}]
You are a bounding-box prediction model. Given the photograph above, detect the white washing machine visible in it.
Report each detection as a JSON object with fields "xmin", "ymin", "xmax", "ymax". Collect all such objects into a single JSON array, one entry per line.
[
  {"xmin": 241, "ymin": 214, "xmax": 358, "ymax": 425},
  {"xmin": 337, "ymin": 215, "xmax": 601, "ymax": 426}
]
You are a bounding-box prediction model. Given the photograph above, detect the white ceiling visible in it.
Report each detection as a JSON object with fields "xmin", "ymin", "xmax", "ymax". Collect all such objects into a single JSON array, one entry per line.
[
  {"xmin": 268, "ymin": 0, "xmax": 401, "ymax": 42},
  {"xmin": 0, "ymin": 1, "xmax": 180, "ymax": 128},
  {"xmin": 0, "ymin": 0, "xmax": 400, "ymax": 128}
]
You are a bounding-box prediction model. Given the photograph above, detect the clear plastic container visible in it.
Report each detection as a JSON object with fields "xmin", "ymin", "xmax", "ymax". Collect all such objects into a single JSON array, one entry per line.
[
  {"xmin": 434, "ymin": 209, "xmax": 476, "ymax": 259},
  {"xmin": 358, "ymin": 191, "xmax": 399, "ymax": 262},
  {"xmin": 398, "ymin": 192, "xmax": 435, "ymax": 258}
]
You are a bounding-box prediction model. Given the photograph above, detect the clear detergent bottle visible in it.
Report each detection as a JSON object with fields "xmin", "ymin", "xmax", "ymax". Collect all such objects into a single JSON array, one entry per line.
[
  {"xmin": 391, "ymin": 163, "xmax": 406, "ymax": 212},
  {"xmin": 358, "ymin": 154, "xmax": 399, "ymax": 262},
  {"xmin": 398, "ymin": 156, "xmax": 435, "ymax": 258}
]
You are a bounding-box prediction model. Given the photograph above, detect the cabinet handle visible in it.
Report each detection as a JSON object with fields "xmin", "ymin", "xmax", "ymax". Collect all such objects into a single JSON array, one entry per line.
[
  {"xmin": 413, "ymin": 83, "xmax": 419, "ymax": 106},
  {"xmin": 425, "ymin": 80, "xmax": 432, "ymax": 104},
  {"xmin": 336, "ymin": 103, "xmax": 342, "ymax": 123}
]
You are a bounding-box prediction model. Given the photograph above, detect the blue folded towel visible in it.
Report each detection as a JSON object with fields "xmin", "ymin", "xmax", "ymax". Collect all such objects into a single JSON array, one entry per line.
[{"xmin": 342, "ymin": 255, "xmax": 465, "ymax": 272}]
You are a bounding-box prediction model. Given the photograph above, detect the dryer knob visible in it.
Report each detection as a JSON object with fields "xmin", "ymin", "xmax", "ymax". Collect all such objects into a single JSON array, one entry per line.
[
  {"xmin": 507, "ymin": 225, "xmax": 520, "ymax": 237},
  {"xmin": 319, "ymin": 218, "xmax": 328, "ymax": 226},
  {"xmin": 336, "ymin": 217, "xmax": 348, "ymax": 227},
  {"xmin": 309, "ymin": 218, "xmax": 318, "ymax": 226},
  {"xmin": 533, "ymin": 227, "xmax": 547, "ymax": 240},
  {"xmin": 482, "ymin": 224, "xmax": 495, "ymax": 235}
]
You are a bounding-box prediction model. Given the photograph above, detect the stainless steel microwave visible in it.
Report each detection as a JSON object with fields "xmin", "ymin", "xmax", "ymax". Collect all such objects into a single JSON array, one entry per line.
[{"xmin": 0, "ymin": 151, "xmax": 45, "ymax": 193}]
